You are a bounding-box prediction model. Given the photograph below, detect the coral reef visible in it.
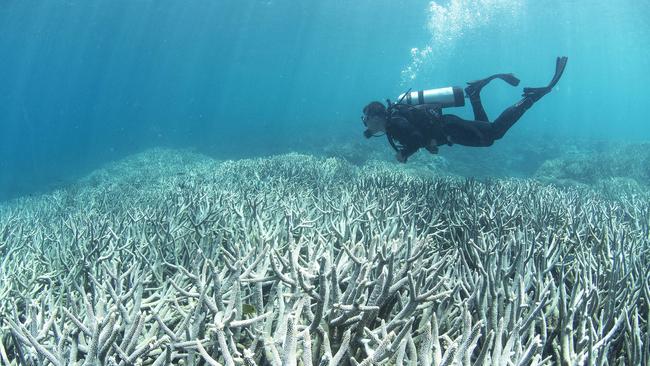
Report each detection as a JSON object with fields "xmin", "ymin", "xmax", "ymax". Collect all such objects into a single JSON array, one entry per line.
[
  {"xmin": 534, "ymin": 142, "xmax": 650, "ymax": 197},
  {"xmin": 319, "ymin": 133, "xmax": 574, "ymax": 179},
  {"xmin": 1, "ymin": 150, "xmax": 649, "ymax": 365}
]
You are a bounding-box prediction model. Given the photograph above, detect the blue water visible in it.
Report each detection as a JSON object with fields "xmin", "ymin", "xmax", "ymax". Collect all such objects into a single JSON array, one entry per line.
[{"xmin": 1, "ymin": 0, "xmax": 649, "ymax": 201}]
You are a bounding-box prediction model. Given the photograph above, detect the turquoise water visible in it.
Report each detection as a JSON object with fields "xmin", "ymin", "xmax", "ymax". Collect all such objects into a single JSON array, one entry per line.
[
  {"xmin": 1, "ymin": 0, "xmax": 648, "ymax": 201},
  {"xmin": 0, "ymin": 3, "xmax": 649, "ymax": 364}
]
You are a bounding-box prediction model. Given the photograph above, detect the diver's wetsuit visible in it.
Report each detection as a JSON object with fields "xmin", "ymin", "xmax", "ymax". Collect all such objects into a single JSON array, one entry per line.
[
  {"xmin": 386, "ymin": 89, "xmax": 534, "ymax": 161},
  {"xmin": 443, "ymin": 93, "xmax": 534, "ymax": 146},
  {"xmin": 383, "ymin": 56, "xmax": 567, "ymax": 162},
  {"xmin": 385, "ymin": 104, "xmax": 448, "ymax": 159},
  {"xmin": 386, "ymin": 81, "xmax": 535, "ymax": 162}
]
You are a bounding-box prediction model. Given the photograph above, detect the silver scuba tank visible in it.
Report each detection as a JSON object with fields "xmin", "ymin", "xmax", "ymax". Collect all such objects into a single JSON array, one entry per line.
[{"xmin": 397, "ymin": 86, "xmax": 465, "ymax": 108}]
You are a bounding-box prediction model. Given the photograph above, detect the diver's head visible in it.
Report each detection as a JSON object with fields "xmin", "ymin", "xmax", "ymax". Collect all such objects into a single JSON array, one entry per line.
[{"xmin": 362, "ymin": 101, "xmax": 387, "ymax": 138}]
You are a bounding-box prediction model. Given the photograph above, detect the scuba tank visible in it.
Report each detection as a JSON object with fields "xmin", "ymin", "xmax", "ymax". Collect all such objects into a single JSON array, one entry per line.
[{"xmin": 396, "ymin": 86, "xmax": 465, "ymax": 108}]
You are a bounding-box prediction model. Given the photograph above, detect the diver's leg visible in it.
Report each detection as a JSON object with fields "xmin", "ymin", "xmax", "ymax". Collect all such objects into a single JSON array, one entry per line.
[
  {"xmin": 487, "ymin": 57, "xmax": 568, "ymax": 141},
  {"xmin": 487, "ymin": 97, "xmax": 533, "ymax": 140},
  {"xmin": 444, "ymin": 99, "xmax": 534, "ymax": 145},
  {"xmin": 465, "ymin": 73, "xmax": 520, "ymax": 122},
  {"xmin": 466, "ymin": 89, "xmax": 490, "ymax": 122},
  {"xmin": 442, "ymin": 114, "xmax": 495, "ymax": 147}
]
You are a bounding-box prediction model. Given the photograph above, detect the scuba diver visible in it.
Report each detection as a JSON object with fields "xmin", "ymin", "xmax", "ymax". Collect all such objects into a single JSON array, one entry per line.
[{"xmin": 361, "ymin": 56, "xmax": 568, "ymax": 163}]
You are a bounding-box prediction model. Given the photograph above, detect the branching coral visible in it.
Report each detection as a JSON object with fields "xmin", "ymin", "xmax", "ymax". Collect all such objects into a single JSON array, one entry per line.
[
  {"xmin": 534, "ymin": 142, "xmax": 650, "ymax": 198},
  {"xmin": 0, "ymin": 151, "xmax": 648, "ymax": 365}
]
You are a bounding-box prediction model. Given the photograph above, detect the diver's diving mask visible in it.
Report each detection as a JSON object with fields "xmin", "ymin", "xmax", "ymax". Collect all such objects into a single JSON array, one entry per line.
[{"xmin": 362, "ymin": 113, "xmax": 386, "ymax": 138}]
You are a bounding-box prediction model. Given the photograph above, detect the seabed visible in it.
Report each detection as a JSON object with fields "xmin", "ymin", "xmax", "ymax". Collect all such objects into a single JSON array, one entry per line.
[{"xmin": 0, "ymin": 149, "xmax": 648, "ymax": 365}]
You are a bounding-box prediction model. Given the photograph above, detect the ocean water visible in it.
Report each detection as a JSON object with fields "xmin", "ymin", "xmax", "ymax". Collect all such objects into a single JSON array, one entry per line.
[
  {"xmin": 0, "ymin": 0, "xmax": 649, "ymax": 200},
  {"xmin": 2, "ymin": 2, "xmax": 650, "ymax": 364}
]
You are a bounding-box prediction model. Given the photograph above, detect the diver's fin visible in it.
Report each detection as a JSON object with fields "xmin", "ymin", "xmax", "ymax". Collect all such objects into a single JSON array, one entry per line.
[
  {"xmin": 466, "ymin": 73, "xmax": 521, "ymax": 98},
  {"xmin": 550, "ymin": 56, "xmax": 568, "ymax": 88},
  {"xmin": 522, "ymin": 56, "xmax": 568, "ymax": 102},
  {"xmin": 499, "ymin": 73, "xmax": 521, "ymax": 87}
]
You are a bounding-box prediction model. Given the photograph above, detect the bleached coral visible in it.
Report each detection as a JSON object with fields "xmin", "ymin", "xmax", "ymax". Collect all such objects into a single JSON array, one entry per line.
[{"xmin": 0, "ymin": 150, "xmax": 648, "ymax": 365}]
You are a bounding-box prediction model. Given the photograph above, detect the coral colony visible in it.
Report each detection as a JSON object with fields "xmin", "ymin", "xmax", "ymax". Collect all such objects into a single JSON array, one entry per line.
[{"xmin": 1, "ymin": 151, "xmax": 648, "ymax": 365}]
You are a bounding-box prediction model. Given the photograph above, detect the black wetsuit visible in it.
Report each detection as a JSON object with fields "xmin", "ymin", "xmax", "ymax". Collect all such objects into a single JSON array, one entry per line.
[
  {"xmin": 384, "ymin": 57, "xmax": 567, "ymax": 161},
  {"xmin": 386, "ymin": 93, "xmax": 534, "ymax": 161}
]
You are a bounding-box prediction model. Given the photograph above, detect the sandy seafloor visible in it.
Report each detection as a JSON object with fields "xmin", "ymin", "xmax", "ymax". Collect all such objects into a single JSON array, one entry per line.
[{"xmin": 0, "ymin": 147, "xmax": 648, "ymax": 365}]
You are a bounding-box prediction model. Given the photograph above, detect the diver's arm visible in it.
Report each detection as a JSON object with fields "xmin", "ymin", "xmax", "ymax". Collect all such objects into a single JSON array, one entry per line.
[
  {"xmin": 402, "ymin": 146, "xmax": 420, "ymax": 159},
  {"xmin": 388, "ymin": 116, "xmax": 424, "ymax": 162},
  {"xmin": 397, "ymin": 133, "xmax": 423, "ymax": 162}
]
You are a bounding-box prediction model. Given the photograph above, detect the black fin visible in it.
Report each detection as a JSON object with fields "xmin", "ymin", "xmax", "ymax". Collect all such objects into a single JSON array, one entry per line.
[
  {"xmin": 522, "ymin": 56, "xmax": 568, "ymax": 101},
  {"xmin": 500, "ymin": 73, "xmax": 521, "ymax": 87},
  {"xmin": 549, "ymin": 56, "xmax": 568, "ymax": 89},
  {"xmin": 466, "ymin": 73, "xmax": 520, "ymax": 98}
]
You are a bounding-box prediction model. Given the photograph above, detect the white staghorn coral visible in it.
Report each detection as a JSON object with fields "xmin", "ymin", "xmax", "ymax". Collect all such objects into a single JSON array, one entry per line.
[{"xmin": 0, "ymin": 149, "xmax": 648, "ymax": 365}]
